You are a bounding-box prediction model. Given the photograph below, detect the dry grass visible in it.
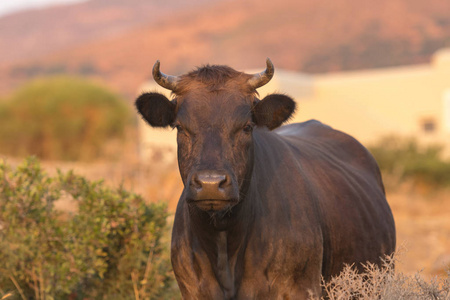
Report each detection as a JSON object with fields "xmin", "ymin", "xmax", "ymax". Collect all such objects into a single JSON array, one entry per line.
[
  {"xmin": 308, "ymin": 253, "xmax": 450, "ymax": 300},
  {"xmin": 310, "ymin": 254, "xmax": 450, "ymax": 300},
  {"xmin": 0, "ymin": 293, "xmax": 14, "ymax": 300}
]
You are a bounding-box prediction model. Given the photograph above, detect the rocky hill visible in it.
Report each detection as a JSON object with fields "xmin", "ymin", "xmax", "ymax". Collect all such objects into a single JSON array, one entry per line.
[{"xmin": 0, "ymin": 0, "xmax": 449, "ymax": 98}]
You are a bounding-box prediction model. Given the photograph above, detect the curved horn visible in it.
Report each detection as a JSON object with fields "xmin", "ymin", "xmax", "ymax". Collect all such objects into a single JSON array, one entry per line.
[
  {"xmin": 152, "ymin": 60, "xmax": 179, "ymax": 91},
  {"xmin": 247, "ymin": 58, "xmax": 275, "ymax": 89}
]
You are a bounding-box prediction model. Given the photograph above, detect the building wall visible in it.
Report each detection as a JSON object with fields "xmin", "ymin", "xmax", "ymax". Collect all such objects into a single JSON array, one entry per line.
[{"xmin": 298, "ymin": 64, "xmax": 450, "ymax": 145}]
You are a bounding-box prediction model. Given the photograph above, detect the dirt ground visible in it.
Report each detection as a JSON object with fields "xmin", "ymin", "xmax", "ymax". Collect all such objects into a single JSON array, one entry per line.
[
  {"xmin": 387, "ymin": 186, "xmax": 450, "ymax": 278},
  {"xmin": 2, "ymin": 154, "xmax": 449, "ymax": 280}
]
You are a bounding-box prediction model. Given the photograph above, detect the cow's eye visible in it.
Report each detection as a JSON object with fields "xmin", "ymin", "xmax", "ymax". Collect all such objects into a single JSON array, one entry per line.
[
  {"xmin": 242, "ymin": 124, "xmax": 254, "ymax": 133},
  {"xmin": 172, "ymin": 124, "xmax": 184, "ymax": 133}
]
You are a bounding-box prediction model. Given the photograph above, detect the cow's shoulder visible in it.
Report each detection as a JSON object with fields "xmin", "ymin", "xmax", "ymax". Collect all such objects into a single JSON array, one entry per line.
[
  {"xmin": 275, "ymin": 120, "xmax": 380, "ymax": 175},
  {"xmin": 274, "ymin": 119, "xmax": 330, "ymax": 137}
]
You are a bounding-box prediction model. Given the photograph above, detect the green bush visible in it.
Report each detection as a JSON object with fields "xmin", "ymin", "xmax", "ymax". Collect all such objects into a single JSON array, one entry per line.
[
  {"xmin": 0, "ymin": 76, "xmax": 131, "ymax": 161},
  {"xmin": 0, "ymin": 157, "xmax": 179, "ymax": 299},
  {"xmin": 369, "ymin": 137, "xmax": 450, "ymax": 188}
]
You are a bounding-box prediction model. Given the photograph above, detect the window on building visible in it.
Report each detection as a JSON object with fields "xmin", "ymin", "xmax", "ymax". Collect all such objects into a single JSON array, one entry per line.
[{"xmin": 421, "ymin": 118, "xmax": 436, "ymax": 133}]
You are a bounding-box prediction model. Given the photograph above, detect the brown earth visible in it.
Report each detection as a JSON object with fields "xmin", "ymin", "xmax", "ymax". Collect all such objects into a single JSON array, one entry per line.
[{"xmin": 388, "ymin": 186, "xmax": 450, "ymax": 278}]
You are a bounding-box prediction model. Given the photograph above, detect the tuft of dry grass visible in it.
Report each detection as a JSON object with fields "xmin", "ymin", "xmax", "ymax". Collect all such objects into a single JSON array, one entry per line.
[
  {"xmin": 309, "ymin": 254, "xmax": 450, "ymax": 300},
  {"xmin": 0, "ymin": 292, "xmax": 14, "ymax": 300}
]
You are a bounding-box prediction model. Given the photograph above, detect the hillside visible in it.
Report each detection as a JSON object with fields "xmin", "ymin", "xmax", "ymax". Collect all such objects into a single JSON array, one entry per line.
[
  {"xmin": 0, "ymin": 0, "xmax": 220, "ymax": 66},
  {"xmin": 0, "ymin": 0, "xmax": 449, "ymax": 98}
]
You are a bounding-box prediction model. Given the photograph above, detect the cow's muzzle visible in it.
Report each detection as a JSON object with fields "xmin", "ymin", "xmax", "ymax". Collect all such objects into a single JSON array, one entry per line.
[{"xmin": 186, "ymin": 170, "xmax": 238, "ymax": 211}]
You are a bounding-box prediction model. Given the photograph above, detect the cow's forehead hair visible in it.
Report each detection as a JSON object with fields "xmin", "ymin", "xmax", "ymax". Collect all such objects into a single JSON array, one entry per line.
[
  {"xmin": 171, "ymin": 64, "xmax": 259, "ymax": 128},
  {"xmin": 173, "ymin": 64, "xmax": 256, "ymax": 98},
  {"xmin": 175, "ymin": 92, "xmax": 253, "ymax": 129}
]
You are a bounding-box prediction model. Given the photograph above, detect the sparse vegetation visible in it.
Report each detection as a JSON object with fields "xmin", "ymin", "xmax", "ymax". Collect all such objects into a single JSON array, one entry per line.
[
  {"xmin": 369, "ymin": 136, "xmax": 450, "ymax": 189},
  {"xmin": 0, "ymin": 157, "xmax": 179, "ymax": 299},
  {"xmin": 0, "ymin": 76, "xmax": 131, "ymax": 161},
  {"xmin": 309, "ymin": 254, "xmax": 450, "ymax": 300}
]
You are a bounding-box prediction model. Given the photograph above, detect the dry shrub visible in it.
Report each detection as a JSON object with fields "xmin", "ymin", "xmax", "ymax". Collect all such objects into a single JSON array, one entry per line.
[{"xmin": 310, "ymin": 254, "xmax": 450, "ymax": 300}]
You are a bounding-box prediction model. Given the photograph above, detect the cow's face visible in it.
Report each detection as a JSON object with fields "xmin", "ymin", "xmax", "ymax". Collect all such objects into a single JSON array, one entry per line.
[{"xmin": 136, "ymin": 61, "xmax": 295, "ymax": 213}]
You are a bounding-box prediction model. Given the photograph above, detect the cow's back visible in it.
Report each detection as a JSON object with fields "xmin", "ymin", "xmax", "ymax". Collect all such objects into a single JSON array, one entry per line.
[{"xmin": 269, "ymin": 120, "xmax": 396, "ymax": 279}]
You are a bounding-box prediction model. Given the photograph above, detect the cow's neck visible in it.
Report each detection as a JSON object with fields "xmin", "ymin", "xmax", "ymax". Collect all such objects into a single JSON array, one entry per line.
[
  {"xmin": 190, "ymin": 198, "xmax": 251, "ymax": 248},
  {"xmin": 214, "ymin": 231, "xmax": 235, "ymax": 296},
  {"xmin": 189, "ymin": 195, "xmax": 252, "ymax": 294}
]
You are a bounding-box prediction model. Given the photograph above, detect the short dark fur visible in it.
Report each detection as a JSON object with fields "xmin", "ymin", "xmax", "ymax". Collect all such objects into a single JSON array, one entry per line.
[
  {"xmin": 135, "ymin": 62, "xmax": 396, "ymax": 299},
  {"xmin": 175, "ymin": 65, "xmax": 253, "ymax": 95},
  {"xmin": 135, "ymin": 92, "xmax": 175, "ymax": 127},
  {"xmin": 187, "ymin": 65, "xmax": 243, "ymax": 83},
  {"xmin": 253, "ymin": 94, "xmax": 296, "ymax": 130}
]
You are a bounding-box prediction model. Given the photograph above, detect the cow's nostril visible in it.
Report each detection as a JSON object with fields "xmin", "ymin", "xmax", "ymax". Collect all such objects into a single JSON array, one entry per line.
[
  {"xmin": 218, "ymin": 175, "xmax": 230, "ymax": 189},
  {"xmin": 191, "ymin": 174, "xmax": 203, "ymax": 189}
]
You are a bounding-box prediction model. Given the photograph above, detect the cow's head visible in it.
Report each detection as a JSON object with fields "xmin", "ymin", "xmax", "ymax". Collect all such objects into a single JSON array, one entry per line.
[{"xmin": 136, "ymin": 59, "xmax": 295, "ymax": 214}]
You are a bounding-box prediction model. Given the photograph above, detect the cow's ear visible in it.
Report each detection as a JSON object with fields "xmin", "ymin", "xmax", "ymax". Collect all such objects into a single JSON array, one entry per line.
[
  {"xmin": 135, "ymin": 92, "xmax": 176, "ymax": 127},
  {"xmin": 253, "ymin": 94, "xmax": 296, "ymax": 130}
]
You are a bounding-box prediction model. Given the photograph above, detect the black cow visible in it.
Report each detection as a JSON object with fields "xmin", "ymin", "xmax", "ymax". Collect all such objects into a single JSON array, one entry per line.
[{"xmin": 135, "ymin": 59, "xmax": 396, "ymax": 299}]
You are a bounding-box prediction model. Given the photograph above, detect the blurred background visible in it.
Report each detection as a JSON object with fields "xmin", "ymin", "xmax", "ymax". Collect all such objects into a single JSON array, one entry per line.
[{"xmin": 0, "ymin": 0, "xmax": 449, "ymax": 298}]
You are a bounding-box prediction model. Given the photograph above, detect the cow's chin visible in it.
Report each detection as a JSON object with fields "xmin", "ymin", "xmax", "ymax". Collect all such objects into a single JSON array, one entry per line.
[{"xmin": 190, "ymin": 199, "xmax": 235, "ymax": 212}]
